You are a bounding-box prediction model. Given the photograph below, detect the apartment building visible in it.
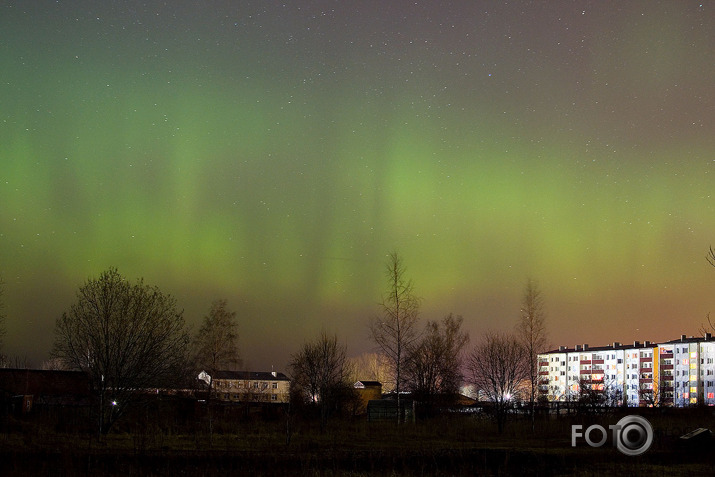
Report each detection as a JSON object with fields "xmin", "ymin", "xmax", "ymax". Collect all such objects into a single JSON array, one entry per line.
[
  {"xmin": 663, "ymin": 335, "xmax": 715, "ymax": 406},
  {"xmin": 538, "ymin": 334, "xmax": 715, "ymax": 407}
]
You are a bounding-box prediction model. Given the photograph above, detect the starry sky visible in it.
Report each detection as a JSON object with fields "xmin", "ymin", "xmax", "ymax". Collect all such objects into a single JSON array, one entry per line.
[{"xmin": 1, "ymin": 1, "xmax": 713, "ymax": 370}]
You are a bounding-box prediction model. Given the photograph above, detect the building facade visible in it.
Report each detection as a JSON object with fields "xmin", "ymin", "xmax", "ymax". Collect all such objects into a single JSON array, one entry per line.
[
  {"xmin": 538, "ymin": 334, "xmax": 715, "ymax": 407},
  {"xmin": 209, "ymin": 371, "xmax": 290, "ymax": 403},
  {"xmin": 353, "ymin": 380, "xmax": 382, "ymax": 414}
]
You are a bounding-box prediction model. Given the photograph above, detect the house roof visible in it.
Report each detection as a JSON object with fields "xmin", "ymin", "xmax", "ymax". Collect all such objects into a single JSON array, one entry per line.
[
  {"xmin": 211, "ymin": 370, "xmax": 290, "ymax": 381},
  {"xmin": 354, "ymin": 380, "xmax": 382, "ymax": 388}
]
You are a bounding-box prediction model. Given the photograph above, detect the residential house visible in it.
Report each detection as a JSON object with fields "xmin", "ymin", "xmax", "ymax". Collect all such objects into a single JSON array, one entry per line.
[
  {"xmin": 208, "ymin": 371, "xmax": 290, "ymax": 403},
  {"xmin": 0, "ymin": 368, "xmax": 91, "ymax": 414},
  {"xmin": 353, "ymin": 380, "xmax": 382, "ymax": 414}
]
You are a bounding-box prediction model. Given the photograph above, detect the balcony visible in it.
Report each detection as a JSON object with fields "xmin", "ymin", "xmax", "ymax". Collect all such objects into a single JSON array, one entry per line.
[{"xmin": 661, "ymin": 364, "xmax": 674, "ymax": 370}]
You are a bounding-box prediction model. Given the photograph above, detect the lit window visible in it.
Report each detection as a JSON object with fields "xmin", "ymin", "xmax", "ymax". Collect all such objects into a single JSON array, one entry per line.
[{"xmin": 709, "ymin": 393, "xmax": 714, "ymax": 399}]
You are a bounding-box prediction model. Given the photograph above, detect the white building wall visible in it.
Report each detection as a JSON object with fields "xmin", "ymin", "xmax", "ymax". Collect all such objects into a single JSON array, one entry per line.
[
  {"xmin": 624, "ymin": 347, "xmax": 641, "ymax": 406},
  {"xmin": 701, "ymin": 342, "xmax": 715, "ymax": 405},
  {"xmin": 548, "ymin": 352, "xmax": 567, "ymax": 400},
  {"xmin": 538, "ymin": 338, "xmax": 715, "ymax": 408},
  {"xmin": 602, "ymin": 349, "xmax": 625, "ymax": 405}
]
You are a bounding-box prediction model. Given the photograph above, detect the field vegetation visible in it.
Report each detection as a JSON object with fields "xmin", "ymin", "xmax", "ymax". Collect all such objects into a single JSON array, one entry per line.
[{"xmin": 2, "ymin": 401, "xmax": 715, "ymax": 476}]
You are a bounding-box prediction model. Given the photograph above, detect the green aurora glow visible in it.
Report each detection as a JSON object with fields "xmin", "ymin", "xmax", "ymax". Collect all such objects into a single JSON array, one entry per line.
[{"xmin": 1, "ymin": 2, "xmax": 713, "ymax": 368}]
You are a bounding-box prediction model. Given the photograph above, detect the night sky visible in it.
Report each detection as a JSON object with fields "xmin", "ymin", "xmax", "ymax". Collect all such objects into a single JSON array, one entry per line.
[{"xmin": 1, "ymin": 1, "xmax": 713, "ymax": 370}]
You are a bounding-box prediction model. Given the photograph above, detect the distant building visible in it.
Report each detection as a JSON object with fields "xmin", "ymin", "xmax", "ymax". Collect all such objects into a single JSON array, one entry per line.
[
  {"xmin": 367, "ymin": 395, "xmax": 415, "ymax": 422},
  {"xmin": 206, "ymin": 371, "xmax": 290, "ymax": 403},
  {"xmin": 537, "ymin": 333, "xmax": 715, "ymax": 407},
  {"xmin": 0, "ymin": 368, "xmax": 91, "ymax": 414},
  {"xmin": 353, "ymin": 380, "xmax": 382, "ymax": 413}
]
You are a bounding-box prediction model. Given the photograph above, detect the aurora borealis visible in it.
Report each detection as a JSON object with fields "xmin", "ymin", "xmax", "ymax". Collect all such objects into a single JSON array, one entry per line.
[{"xmin": 1, "ymin": 1, "xmax": 713, "ymax": 369}]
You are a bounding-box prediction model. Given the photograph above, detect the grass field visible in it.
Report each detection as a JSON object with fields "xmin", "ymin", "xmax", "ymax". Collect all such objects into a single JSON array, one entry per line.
[{"xmin": 2, "ymin": 406, "xmax": 715, "ymax": 476}]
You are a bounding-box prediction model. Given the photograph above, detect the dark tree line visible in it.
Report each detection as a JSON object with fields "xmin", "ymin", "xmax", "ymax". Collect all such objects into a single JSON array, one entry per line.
[
  {"xmin": 364, "ymin": 253, "xmax": 552, "ymax": 432},
  {"xmin": 192, "ymin": 299, "xmax": 242, "ymax": 375},
  {"xmin": 15, "ymin": 243, "xmax": 715, "ymax": 435},
  {"xmin": 49, "ymin": 268, "xmax": 245, "ymax": 434},
  {"xmin": 404, "ymin": 313, "xmax": 469, "ymax": 403},
  {"xmin": 289, "ymin": 330, "xmax": 354, "ymax": 428},
  {"xmin": 52, "ymin": 268, "xmax": 190, "ymax": 433},
  {"xmin": 26, "ymin": 256, "xmax": 551, "ymax": 434}
]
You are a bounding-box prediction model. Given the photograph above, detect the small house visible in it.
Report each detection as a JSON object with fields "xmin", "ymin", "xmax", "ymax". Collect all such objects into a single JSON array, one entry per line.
[{"xmin": 353, "ymin": 380, "xmax": 382, "ymax": 414}]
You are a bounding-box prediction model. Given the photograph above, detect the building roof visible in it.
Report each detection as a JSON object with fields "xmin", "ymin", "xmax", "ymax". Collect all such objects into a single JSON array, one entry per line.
[
  {"xmin": 354, "ymin": 380, "xmax": 382, "ymax": 388},
  {"xmin": 211, "ymin": 370, "xmax": 290, "ymax": 381},
  {"xmin": 658, "ymin": 333, "xmax": 715, "ymax": 345},
  {"xmin": 541, "ymin": 341, "xmax": 656, "ymax": 354},
  {"xmin": 541, "ymin": 333, "xmax": 715, "ymax": 354}
]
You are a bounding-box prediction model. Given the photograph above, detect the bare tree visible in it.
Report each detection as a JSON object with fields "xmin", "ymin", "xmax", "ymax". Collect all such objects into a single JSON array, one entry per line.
[
  {"xmin": 0, "ymin": 276, "xmax": 6, "ymax": 360},
  {"xmin": 701, "ymin": 245, "xmax": 715, "ymax": 334},
  {"xmin": 369, "ymin": 251, "xmax": 420, "ymax": 422},
  {"xmin": 516, "ymin": 279, "xmax": 547, "ymax": 424},
  {"xmin": 575, "ymin": 376, "xmax": 610, "ymax": 413},
  {"xmin": 467, "ymin": 331, "xmax": 527, "ymax": 433},
  {"xmin": 52, "ymin": 268, "xmax": 190, "ymax": 434},
  {"xmin": 348, "ymin": 352, "xmax": 393, "ymax": 390},
  {"xmin": 639, "ymin": 371, "xmax": 673, "ymax": 408},
  {"xmin": 290, "ymin": 330, "xmax": 353, "ymax": 428},
  {"xmin": 404, "ymin": 313, "xmax": 469, "ymax": 404},
  {"xmin": 192, "ymin": 299, "xmax": 242, "ymax": 374}
]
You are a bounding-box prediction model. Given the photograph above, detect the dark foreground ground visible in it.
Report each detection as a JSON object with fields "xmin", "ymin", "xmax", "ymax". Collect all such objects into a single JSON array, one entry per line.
[{"xmin": 2, "ymin": 407, "xmax": 715, "ymax": 476}]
